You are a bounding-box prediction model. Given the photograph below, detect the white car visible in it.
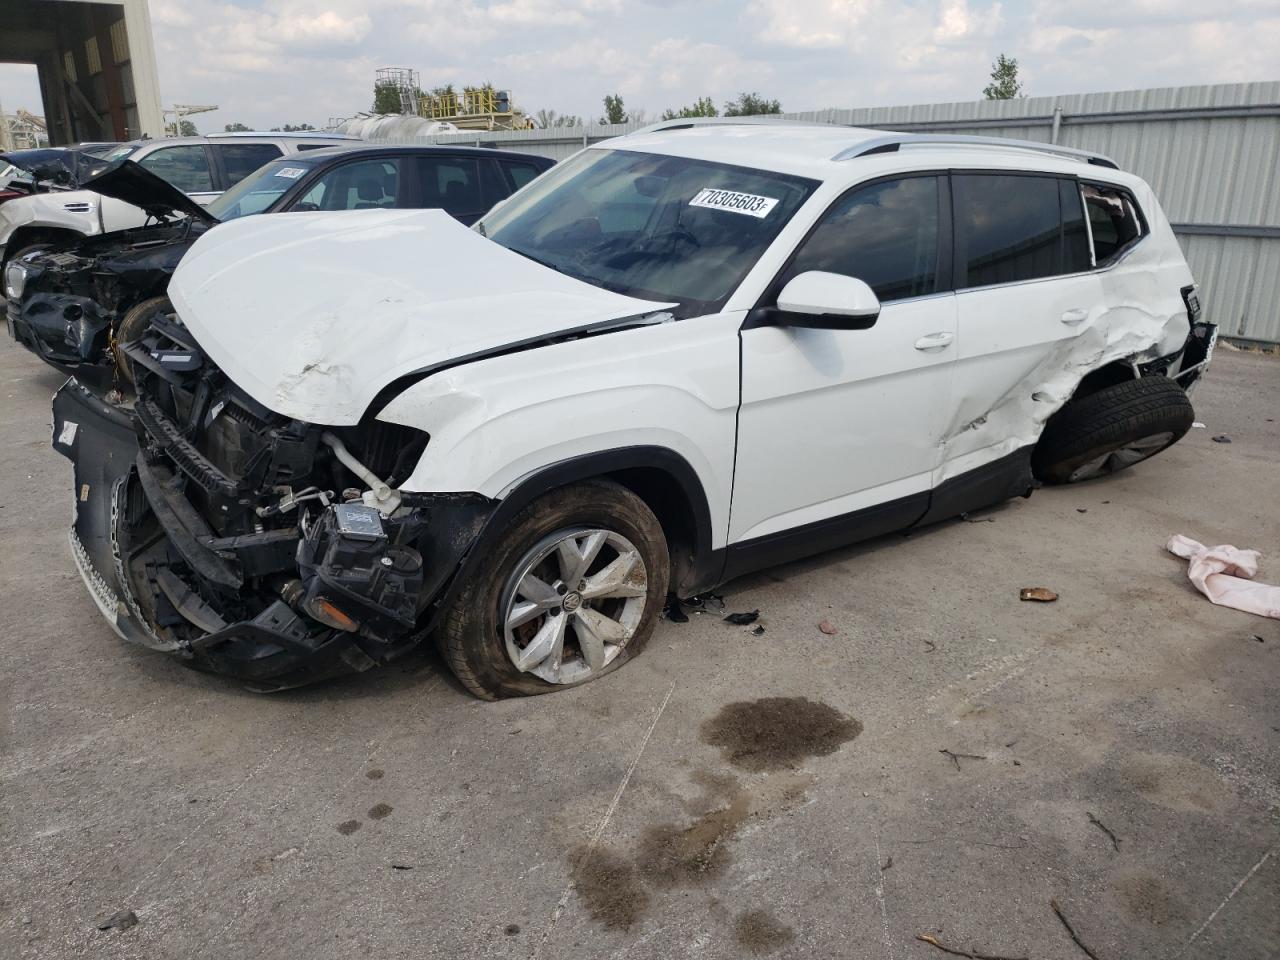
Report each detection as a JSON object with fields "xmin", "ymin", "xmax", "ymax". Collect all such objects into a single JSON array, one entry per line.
[
  {"xmin": 0, "ymin": 132, "xmax": 357, "ymax": 266},
  {"xmin": 52, "ymin": 121, "xmax": 1216, "ymax": 697}
]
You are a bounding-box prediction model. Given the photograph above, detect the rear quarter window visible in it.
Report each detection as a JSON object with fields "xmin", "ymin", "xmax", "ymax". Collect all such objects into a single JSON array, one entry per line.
[{"xmin": 1082, "ymin": 183, "xmax": 1146, "ymax": 265}]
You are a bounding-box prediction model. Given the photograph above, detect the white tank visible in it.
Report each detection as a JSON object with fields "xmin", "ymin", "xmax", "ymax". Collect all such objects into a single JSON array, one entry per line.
[{"xmin": 333, "ymin": 115, "xmax": 461, "ymax": 141}]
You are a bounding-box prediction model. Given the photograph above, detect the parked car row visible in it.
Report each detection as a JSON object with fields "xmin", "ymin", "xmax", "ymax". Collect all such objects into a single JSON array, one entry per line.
[{"xmin": 20, "ymin": 120, "xmax": 1214, "ymax": 698}]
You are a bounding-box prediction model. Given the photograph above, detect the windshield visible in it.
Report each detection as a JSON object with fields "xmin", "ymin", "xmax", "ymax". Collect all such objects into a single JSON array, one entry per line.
[
  {"xmin": 206, "ymin": 159, "xmax": 314, "ymax": 220},
  {"xmin": 478, "ymin": 148, "xmax": 817, "ymax": 313}
]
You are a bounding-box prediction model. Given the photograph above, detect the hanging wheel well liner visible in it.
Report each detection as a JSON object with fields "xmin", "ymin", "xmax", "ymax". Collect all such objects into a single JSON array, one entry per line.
[
  {"xmin": 3, "ymin": 226, "xmax": 84, "ymax": 265},
  {"xmin": 1071, "ymin": 360, "xmax": 1137, "ymax": 401},
  {"xmin": 422, "ymin": 446, "xmax": 717, "ymax": 633}
]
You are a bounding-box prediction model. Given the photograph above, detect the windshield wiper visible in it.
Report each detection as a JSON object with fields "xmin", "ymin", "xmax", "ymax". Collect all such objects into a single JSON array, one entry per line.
[{"xmin": 507, "ymin": 246, "xmax": 581, "ymax": 280}]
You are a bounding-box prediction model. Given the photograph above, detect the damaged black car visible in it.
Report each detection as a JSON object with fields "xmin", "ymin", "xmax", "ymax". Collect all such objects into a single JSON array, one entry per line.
[{"xmin": 7, "ymin": 145, "xmax": 553, "ymax": 389}]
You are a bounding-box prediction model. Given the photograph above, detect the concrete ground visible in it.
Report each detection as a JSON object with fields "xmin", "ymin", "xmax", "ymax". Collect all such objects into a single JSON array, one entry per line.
[{"xmin": 1, "ymin": 340, "xmax": 1277, "ymax": 960}]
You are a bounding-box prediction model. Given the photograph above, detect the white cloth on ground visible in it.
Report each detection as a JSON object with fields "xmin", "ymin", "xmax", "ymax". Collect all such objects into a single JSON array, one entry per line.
[{"xmin": 1167, "ymin": 534, "xmax": 1280, "ymax": 620}]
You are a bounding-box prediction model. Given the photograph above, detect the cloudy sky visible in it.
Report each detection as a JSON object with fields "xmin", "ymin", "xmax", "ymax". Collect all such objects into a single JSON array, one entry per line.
[{"xmin": 2, "ymin": 0, "xmax": 1277, "ymax": 132}]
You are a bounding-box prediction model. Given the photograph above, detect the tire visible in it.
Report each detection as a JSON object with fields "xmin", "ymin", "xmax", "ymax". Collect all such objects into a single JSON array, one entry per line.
[
  {"xmin": 439, "ymin": 479, "xmax": 670, "ymax": 700},
  {"xmin": 1032, "ymin": 376, "xmax": 1194, "ymax": 484},
  {"xmin": 111, "ymin": 295, "xmax": 171, "ymax": 384}
]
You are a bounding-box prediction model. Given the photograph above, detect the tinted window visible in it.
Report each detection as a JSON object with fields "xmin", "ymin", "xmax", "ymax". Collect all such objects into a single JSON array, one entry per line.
[
  {"xmin": 1083, "ymin": 183, "xmax": 1144, "ymax": 264},
  {"xmin": 215, "ymin": 143, "xmax": 283, "ymax": 186},
  {"xmin": 957, "ymin": 174, "xmax": 1088, "ymax": 288},
  {"xmin": 296, "ymin": 159, "xmax": 399, "ymax": 211},
  {"xmin": 410, "ymin": 157, "xmax": 502, "ymax": 219},
  {"xmin": 504, "ymin": 161, "xmax": 543, "ymax": 189},
  {"xmin": 137, "ymin": 145, "xmax": 213, "ymax": 193},
  {"xmin": 785, "ymin": 176, "xmax": 940, "ymax": 302}
]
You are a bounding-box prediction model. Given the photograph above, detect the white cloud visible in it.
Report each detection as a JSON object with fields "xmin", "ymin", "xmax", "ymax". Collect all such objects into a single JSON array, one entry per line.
[{"xmin": 5, "ymin": 0, "xmax": 1275, "ymax": 135}]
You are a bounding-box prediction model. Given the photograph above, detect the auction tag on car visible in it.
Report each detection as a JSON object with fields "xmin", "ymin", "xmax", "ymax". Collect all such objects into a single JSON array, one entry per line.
[
  {"xmin": 273, "ymin": 167, "xmax": 306, "ymax": 179},
  {"xmin": 58, "ymin": 420, "xmax": 78, "ymax": 447},
  {"xmin": 689, "ymin": 187, "xmax": 778, "ymax": 218}
]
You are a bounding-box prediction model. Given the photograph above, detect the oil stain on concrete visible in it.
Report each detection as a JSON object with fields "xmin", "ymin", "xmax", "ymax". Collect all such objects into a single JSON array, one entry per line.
[
  {"xmin": 571, "ymin": 846, "xmax": 650, "ymax": 931},
  {"xmin": 735, "ymin": 909, "xmax": 796, "ymax": 954},
  {"xmin": 571, "ymin": 696, "xmax": 857, "ymax": 932},
  {"xmin": 700, "ymin": 696, "xmax": 863, "ymax": 772}
]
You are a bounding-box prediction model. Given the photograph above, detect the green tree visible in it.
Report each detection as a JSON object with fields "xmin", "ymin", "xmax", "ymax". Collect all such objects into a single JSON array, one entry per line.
[
  {"xmin": 723, "ymin": 92, "xmax": 781, "ymax": 116},
  {"xmin": 600, "ymin": 94, "xmax": 628, "ymax": 125},
  {"xmin": 535, "ymin": 109, "xmax": 582, "ymax": 128},
  {"xmin": 373, "ymin": 81, "xmax": 404, "ymax": 114},
  {"xmin": 983, "ymin": 54, "xmax": 1024, "ymax": 99},
  {"xmin": 661, "ymin": 96, "xmax": 718, "ymax": 121},
  {"xmin": 270, "ymin": 123, "xmax": 316, "ymax": 132},
  {"xmin": 178, "ymin": 119, "xmax": 198, "ymax": 136},
  {"xmin": 223, "ymin": 122, "xmax": 250, "ymax": 132}
]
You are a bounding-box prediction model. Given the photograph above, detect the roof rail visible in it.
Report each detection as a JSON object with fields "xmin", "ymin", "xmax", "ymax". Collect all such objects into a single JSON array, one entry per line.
[
  {"xmin": 834, "ymin": 133, "xmax": 1118, "ymax": 169},
  {"xmin": 629, "ymin": 116, "xmax": 822, "ymax": 136},
  {"xmin": 204, "ymin": 131, "xmax": 360, "ymax": 140}
]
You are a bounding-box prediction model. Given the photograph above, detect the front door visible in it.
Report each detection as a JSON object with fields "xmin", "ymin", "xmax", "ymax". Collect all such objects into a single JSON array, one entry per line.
[{"xmin": 730, "ymin": 174, "xmax": 957, "ymax": 561}]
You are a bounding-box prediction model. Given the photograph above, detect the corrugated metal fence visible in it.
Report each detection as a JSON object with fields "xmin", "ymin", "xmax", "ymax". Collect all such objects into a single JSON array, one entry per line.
[{"xmin": 371, "ymin": 82, "xmax": 1280, "ymax": 343}]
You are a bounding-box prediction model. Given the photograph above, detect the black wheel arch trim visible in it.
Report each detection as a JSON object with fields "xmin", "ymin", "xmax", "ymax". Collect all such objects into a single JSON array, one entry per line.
[{"xmin": 420, "ymin": 445, "xmax": 721, "ymax": 633}]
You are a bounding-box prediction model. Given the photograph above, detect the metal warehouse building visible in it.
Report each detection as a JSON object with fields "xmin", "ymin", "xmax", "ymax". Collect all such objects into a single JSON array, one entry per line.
[
  {"xmin": 0, "ymin": 0, "xmax": 165, "ymax": 144},
  {"xmin": 380, "ymin": 82, "xmax": 1280, "ymax": 345}
]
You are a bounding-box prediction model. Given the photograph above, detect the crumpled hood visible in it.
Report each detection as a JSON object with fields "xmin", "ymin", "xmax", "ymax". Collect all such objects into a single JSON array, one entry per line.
[{"xmin": 168, "ymin": 209, "xmax": 673, "ymax": 424}]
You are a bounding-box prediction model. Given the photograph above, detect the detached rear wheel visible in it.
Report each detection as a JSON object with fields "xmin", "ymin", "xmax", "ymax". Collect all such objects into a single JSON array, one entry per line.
[
  {"xmin": 439, "ymin": 479, "xmax": 669, "ymax": 699},
  {"xmin": 1033, "ymin": 376, "xmax": 1194, "ymax": 484}
]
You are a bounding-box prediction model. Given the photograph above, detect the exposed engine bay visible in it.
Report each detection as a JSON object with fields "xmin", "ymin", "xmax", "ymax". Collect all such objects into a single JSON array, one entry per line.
[
  {"xmin": 54, "ymin": 310, "xmax": 492, "ymax": 689},
  {"xmin": 9, "ymin": 222, "xmax": 200, "ymax": 371}
]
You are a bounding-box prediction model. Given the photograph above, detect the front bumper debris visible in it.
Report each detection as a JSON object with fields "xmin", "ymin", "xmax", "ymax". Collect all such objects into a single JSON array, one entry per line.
[
  {"xmin": 53, "ymin": 378, "xmax": 173, "ymax": 651},
  {"xmin": 53, "ymin": 376, "xmax": 494, "ymax": 689}
]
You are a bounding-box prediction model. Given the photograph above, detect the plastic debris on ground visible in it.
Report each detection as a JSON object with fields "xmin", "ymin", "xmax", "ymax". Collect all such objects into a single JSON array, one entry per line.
[
  {"xmin": 1167, "ymin": 534, "xmax": 1280, "ymax": 620},
  {"xmin": 723, "ymin": 609, "xmax": 760, "ymax": 625},
  {"xmin": 1019, "ymin": 587, "xmax": 1059, "ymax": 602},
  {"xmin": 97, "ymin": 910, "xmax": 138, "ymax": 931},
  {"xmin": 663, "ymin": 592, "xmax": 725, "ymax": 623}
]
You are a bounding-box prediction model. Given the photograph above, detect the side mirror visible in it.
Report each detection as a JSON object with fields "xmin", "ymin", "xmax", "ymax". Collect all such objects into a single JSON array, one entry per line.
[{"xmin": 774, "ymin": 271, "xmax": 881, "ymax": 329}]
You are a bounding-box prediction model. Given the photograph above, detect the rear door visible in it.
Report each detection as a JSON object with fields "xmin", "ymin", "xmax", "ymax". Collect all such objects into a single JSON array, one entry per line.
[
  {"xmin": 405, "ymin": 155, "xmax": 507, "ymax": 223},
  {"xmin": 498, "ymin": 158, "xmax": 549, "ymax": 194},
  {"xmin": 731, "ymin": 173, "xmax": 957, "ymax": 550},
  {"xmin": 944, "ymin": 172, "xmax": 1099, "ymax": 478},
  {"xmin": 211, "ymin": 142, "xmax": 284, "ymax": 191}
]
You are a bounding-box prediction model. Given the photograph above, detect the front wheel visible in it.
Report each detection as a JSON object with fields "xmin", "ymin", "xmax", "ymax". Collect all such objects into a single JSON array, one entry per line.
[
  {"xmin": 111, "ymin": 295, "xmax": 172, "ymax": 384},
  {"xmin": 438, "ymin": 479, "xmax": 669, "ymax": 699},
  {"xmin": 1032, "ymin": 376, "xmax": 1194, "ymax": 484}
]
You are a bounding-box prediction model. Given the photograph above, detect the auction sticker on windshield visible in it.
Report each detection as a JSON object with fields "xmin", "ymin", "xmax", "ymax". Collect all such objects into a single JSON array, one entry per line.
[
  {"xmin": 273, "ymin": 167, "xmax": 306, "ymax": 179},
  {"xmin": 689, "ymin": 187, "xmax": 778, "ymax": 218}
]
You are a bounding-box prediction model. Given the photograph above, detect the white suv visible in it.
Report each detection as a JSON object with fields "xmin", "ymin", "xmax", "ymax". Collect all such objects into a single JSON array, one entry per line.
[
  {"xmin": 0, "ymin": 132, "xmax": 357, "ymax": 266},
  {"xmin": 52, "ymin": 121, "xmax": 1216, "ymax": 697}
]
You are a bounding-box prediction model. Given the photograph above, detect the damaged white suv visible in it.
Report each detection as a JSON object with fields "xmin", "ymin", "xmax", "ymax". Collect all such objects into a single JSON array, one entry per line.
[{"xmin": 53, "ymin": 121, "xmax": 1216, "ymax": 696}]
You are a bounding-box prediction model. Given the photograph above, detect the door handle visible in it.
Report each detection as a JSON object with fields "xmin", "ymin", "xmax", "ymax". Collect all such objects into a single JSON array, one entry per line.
[
  {"xmin": 914, "ymin": 332, "xmax": 954, "ymax": 351},
  {"xmin": 1061, "ymin": 308, "xmax": 1089, "ymax": 325}
]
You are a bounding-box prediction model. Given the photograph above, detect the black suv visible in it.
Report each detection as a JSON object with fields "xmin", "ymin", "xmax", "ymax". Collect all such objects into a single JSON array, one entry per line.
[{"xmin": 4, "ymin": 145, "xmax": 554, "ymax": 386}]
